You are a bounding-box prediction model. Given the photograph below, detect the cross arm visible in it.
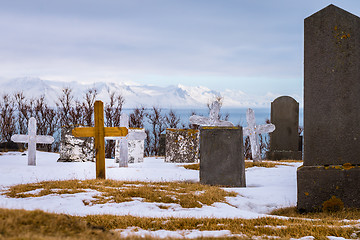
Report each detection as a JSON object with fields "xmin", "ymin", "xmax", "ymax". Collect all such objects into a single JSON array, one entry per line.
[
  {"xmin": 189, "ymin": 115, "xmax": 211, "ymax": 126},
  {"xmin": 11, "ymin": 134, "xmax": 29, "ymax": 143},
  {"xmin": 72, "ymin": 127, "xmax": 95, "ymax": 137},
  {"xmin": 257, "ymin": 124, "xmax": 276, "ymax": 134},
  {"xmin": 104, "ymin": 127, "xmax": 128, "ymax": 137},
  {"xmin": 72, "ymin": 127, "xmax": 129, "ymax": 138},
  {"xmin": 36, "ymin": 136, "xmax": 55, "ymax": 144}
]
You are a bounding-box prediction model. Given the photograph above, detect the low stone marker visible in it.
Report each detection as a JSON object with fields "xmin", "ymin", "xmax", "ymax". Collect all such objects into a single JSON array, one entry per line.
[
  {"xmin": 243, "ymin": 108, "xmax": 275, "ymax": 162},
  {"xmin": 128, "ymin": 128, "xmax": 146, "ymax": 163},
  {"xmin": 165, "ymin": 128, "xmax": 199, "ymax": 163},
  {"xmin": 200, "ymin": 126, "xmax": 245, "ymax": 187},
  {"xmin": 268, "ymin": 96, "xmax": 302, "ymax": 160},
  {"xmin": 72, "ymin": 101, "xmax": 128, "ymax": 179},
  {"xmin": 58, "ymin": 126, "xmax": 94, "ymax": 162},
  {"xmin": 107, "ymin": 114, "xmax": 146, "ymax": 167},
  {"xmin": 189, "ymin": 100, "xmax": 233, "ymax": 127},
  {"xmin": 11, "ymin": 117, "xmax": 54, "ymax": 166},
  {"xmin": 298, "ymin": 4, "xmax": 360, "ymax": 211}
]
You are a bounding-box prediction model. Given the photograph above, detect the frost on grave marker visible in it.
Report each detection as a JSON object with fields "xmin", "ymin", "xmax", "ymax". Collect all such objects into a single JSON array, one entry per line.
[
  {"xmin": 11, "ymin": 117, "xmax": 54, "ymax": 166},
  {"xmin": 107, "ymin": 113, "xmax": 146, "ymax": 167},
  {"xmin": 243, "ymin": 108, "xmax": 275, "ymax": 162},
  {"xmin": 189, "ymin": 100, "xmax": 234, "ymax": 127},
  {"xmin": 72, "ymin": 101, "xmax": 128, "ymax": 179}
]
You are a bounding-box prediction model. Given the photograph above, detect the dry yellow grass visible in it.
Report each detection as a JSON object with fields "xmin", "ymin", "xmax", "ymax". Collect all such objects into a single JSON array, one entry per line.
[
  {"xmin": 0, "ymin": 208, "xmax": 359, "ymax": 239},
  {"xmin": 3, "ymin": 179, "xmax": 237, "ymax": 208}
]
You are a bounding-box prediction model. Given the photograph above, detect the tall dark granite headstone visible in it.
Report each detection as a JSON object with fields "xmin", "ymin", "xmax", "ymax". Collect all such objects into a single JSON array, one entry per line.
[
  {"xmin": 268, "ymin": 96, "xmax": 302, "ymax": 160},
  {"xmin": 200, "ymin": 127, "xmax": 245, "ymax": 187},
  {"xmin": 298, "ymin": 4, "xmax": 360, "ymax": 211}
]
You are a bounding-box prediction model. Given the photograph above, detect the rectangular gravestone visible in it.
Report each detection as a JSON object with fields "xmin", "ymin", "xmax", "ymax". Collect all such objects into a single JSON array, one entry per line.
[
  {"xmin": 298, "ymin": 4, "xmax": 360, "ymax": 211},
  {"xmin": 165, "ymin": 128, "xmax": 199, "ymax": 163},
  {"xmin": 158, "ymin": 134, "xmax": 166, "ymax": 157},
  {"xmin": 58, "ymin": 126, "xmax": 94, "ymax": 162},
  {"xmin": 128, "ymin": 129, "xmax": 145, "ymax": 163},
  {"xmin": 267, "ymin": 96, "xmax": 302, "ymax": 160},
  {"xmin": 200, "ymin": 127, "xmax": 245, "ymax": 187}
]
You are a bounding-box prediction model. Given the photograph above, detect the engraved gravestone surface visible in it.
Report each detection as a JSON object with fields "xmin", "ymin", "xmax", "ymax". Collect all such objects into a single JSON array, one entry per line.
[
  {"xmin": 297, "ymin": 4, "xmax": 360, "ymax": 211},
  {"xmin": 200, "ymin": 127, "xmax": 245, "ymax": 187},
  {"xmin": 58, "ymin": 125, "xmax": 94, "ymax": 162},
  {"xmin": 268, "ymin": 96, "xmax": 302, "ymax": 160},
  {"xmin": 165, "ymin": 128, "xmax": 199, "ymax": 163}
]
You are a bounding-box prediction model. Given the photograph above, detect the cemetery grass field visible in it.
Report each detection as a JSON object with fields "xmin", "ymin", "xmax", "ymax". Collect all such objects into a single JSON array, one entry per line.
[
  {"xmin": 3, "ymin": 180, "xmax": 237, "ymax": 209},
  {"xmin": 1, "ymin": 205, "xmax": 360, "ymax": 239},
  {"xmin": 1, "ymin": 175, "xmax": 360, "ymax": 239},
  {"xmin": 1, "ymin": 153, "xmax": 359, "ymax": 239}
]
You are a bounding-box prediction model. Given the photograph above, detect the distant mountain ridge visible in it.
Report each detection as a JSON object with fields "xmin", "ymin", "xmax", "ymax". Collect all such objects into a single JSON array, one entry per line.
[{"xmin": 0, "ymin": 77, "xmax": 279, "ymax": 108}]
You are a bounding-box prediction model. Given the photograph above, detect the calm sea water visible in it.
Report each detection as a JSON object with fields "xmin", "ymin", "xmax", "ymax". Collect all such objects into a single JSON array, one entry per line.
[{"xmin": 122, "ymin": 108, "xmax": 304, "ymax": 128}]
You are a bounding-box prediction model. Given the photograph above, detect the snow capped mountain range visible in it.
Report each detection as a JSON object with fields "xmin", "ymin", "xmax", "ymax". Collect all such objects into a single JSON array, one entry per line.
[{"xmin": 0, "ymin": 77, "xmax": 282, "ymax": 108}]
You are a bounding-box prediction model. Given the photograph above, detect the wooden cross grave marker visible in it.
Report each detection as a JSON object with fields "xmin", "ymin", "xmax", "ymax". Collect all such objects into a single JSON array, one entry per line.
[
  {"xmin": 243, "ymin": 108, "xmax": 275, "ymax": 162},
  {"xmin": 72, "ymin": 100, "xmax": 128, "ymax": 179},
  {"xmin": 189, "ymin": 100, "xmax": 234, "ymax": 126},
  {"xmin": 11, "ymin": 117, "xmax": 55, "ymax": 166}
]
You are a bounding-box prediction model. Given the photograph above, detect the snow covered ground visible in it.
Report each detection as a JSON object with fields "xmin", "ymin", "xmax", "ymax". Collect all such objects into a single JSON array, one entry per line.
[
  {"xmin": 0, "ymin": 151, "xmax": 300, "ymax": 219},
  {"xmin": 1, "ymin": 151, "xmax": 357, "ymax": 239}
]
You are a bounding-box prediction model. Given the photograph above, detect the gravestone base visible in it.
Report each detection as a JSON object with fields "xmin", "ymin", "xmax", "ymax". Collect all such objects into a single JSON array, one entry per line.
[
  {"xmin": 267, "ymin": 150, "xmax": 302, "ymax": 160},
  {"xmin": 200, "ymin": 127, "xmax": 245, "ymax": 187},
  {"xmin": 297, "ymin": 165, "xmax": 360, "ymax": 212}
]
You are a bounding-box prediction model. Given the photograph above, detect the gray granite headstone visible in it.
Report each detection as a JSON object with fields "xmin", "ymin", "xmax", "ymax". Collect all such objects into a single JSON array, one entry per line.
[
  {"xmin": 58, "ymin": 126, "xmax": 94, "ymax": 162},
  {"xmin": 200, "ymin": 127, "xmax": 245, "ymax": 187},
  {"xmin": 165, "ymin": 128, "xmax": 199, "ymax": 163},
  {"xmin": 158, "ymin": 134, "xmax": 166, "ymax": 157},
  {"xmin": 298, "ymin": 4, "xmax": 360, "ymax": 211},
  {"xmin": 268, "ymin": 96, "xmax": 302, "ymax": 160}
]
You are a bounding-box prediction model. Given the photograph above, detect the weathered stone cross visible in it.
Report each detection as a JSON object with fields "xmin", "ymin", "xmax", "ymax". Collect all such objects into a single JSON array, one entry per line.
[
  {"xmin": 72, "ymin": 100, "xmax": 128, "ymax": 179},
  {"xmin": 106, "ymin": 113, "xmax": 146, "ymax": 167},
  {"xmin": 243, "ymin": 108, "xmax": 275, "ymax": 162},
  {"xmin": 189, "ymin": 100, "xmax": 234, "ymax": 126},
  {"xmin": 11, "ymin": 117, "xmax": 55, "ymax": 166}
]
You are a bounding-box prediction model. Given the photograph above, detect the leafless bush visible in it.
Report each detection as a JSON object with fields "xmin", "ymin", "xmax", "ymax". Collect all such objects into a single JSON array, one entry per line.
[
  {"xmin": 165, "ymin": 109, "xmax": 181, "ymax": 129},
  {"xmin": 144, "ymin": 129, "xmax": 151, "ymax": 157},
  {"xmin": 146, "ymin": 106, "xmax": 166, "ymax": 156},
  {"xmin": 82, "ymin": 88, "xmax": 97, "ymax": 126},
  {"xmin": 14, "ymin": 92, "xmax": 33, "ymax": 134},
  {"xmin": 129, "ymin": 106, "xmax": 146, "ymax": 128},
  {"xmin": 244, "ymin": 136, "xmax": 252, "ymax": 159},
  {"xmin": 33, "ymin": 96, "xmax": 59, "ymax": 151},
  {"xmin": 56, "ymin": 87, "xmax": 75, "ymax": 127},
  {"xmin": 104, "ymin": 90, "xmax": 125, "ymax": 158},
  {"xmin": 0, "ymin": 94, "xmax": 16, "ymax": 142}
]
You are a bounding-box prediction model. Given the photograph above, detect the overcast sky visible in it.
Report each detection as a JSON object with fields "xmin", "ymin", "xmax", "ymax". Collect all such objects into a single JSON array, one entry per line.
[{"xmin": 0, "ymin": 0, "xmax": 359, "ymax": 99}]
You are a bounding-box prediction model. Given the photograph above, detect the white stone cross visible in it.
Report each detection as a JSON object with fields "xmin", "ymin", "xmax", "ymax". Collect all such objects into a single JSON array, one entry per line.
[
  {"xmin": 106, "ymin": 113, "xmax": 146, "ymax": 167},
  {"xmin": 189, "ymin": 100, "xmax": 234, "ymax": 126},
  {"xmin": 11, "ymin": 117, "xmax": 55, "ymax": 166},
  {"xmin": 243, "ymin": 108, "xmax": 275, "ymax": 162}
]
